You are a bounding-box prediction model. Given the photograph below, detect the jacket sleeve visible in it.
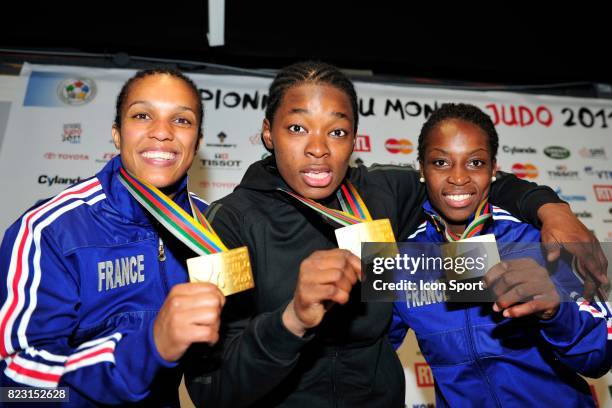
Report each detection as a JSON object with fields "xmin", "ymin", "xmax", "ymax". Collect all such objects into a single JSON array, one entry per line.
[
  {"xmin": 389, "ymin": 303, "xmax": 410, "ymax": 350},
  {"xmin": 367, "ymin": 165, "xmax": 563, "ymax": 240},
  {"xmin": 0, "ymin": 217, "xmax": 175, "ymax": 404},
  {"xmin": 365, "ymin": 164, "xmax": 427, "ymax": 241},
  {"xmin": 539, "ymin": 298, "xmax": 612, "ymax": 378},
  {"xmin": 538, "ymin": 254, "xmax": 612, "ymax": 378},
  {"xmin": 488, "ymin": 171, "xmax": 565, "ymax": 228},
  {"xmin": 184, "ymin": 201, "xmax": 312, "ymax": 408}
]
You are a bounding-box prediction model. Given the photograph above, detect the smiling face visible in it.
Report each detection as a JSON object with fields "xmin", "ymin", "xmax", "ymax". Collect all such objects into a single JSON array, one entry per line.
[
  {"xmin": 262, "ymin": 83, "xmax": 355, "ymax": 200},
  {"xmin": 421, "ymin": 119, "xmax": 496, "ymax": 233},
  {"xmin": 112, "ymin": 74, "xmax": 200, "ymax": 192}
]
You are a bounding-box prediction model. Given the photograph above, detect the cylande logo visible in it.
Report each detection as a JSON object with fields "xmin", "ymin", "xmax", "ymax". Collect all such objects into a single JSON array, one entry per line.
[
  {"xmin": 511, "ymin": 163, "xmax": 538, "ymax": 179},
  {"xmin": 38, "ymin": 175, "xmax": 84, "ymax": 187},
  {"xmin": 502, "ymin": 145, "xmax": 537, "ymax": 155},
  {"xmin": 385, "ymin": 138, "xmax": 413, "ymax": 154}
]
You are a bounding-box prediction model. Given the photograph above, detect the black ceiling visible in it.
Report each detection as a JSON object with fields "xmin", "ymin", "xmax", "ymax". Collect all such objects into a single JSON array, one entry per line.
[{"xmin": 1, "ymin": 2, "xmax": 610, "ymax": 87}]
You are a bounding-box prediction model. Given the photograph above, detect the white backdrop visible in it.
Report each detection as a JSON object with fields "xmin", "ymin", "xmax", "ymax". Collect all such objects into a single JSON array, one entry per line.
[{"xmin": 0, "ymin": 63, "xmax": 610, "ymax": 406}]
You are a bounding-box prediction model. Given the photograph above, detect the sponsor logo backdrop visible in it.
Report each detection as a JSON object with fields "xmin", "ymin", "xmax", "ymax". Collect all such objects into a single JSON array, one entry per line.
[{"xmin": 0, "ymin": 63, "xmax": 610, "ymax": 406}]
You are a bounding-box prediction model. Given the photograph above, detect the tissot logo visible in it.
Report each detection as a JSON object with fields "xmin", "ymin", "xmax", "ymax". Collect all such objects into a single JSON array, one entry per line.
[
  {"xmin": 414, "ymin": 363, "xmax": 434, "ymax": 387},
  {"xmin": 200, "ymin": 153, "xmax": 242, "ymax": 169},
  {"xmin": 547, "ymin": 165, "xmax": 579, "ymax": 180},
  {"xmin": 385, "ymin": 138, "xmax": 413, "ymax": 154},
  {"xmin": 511, "ymin": 163, "xmax": 538, "ymax": 179},
  {"xmin": 501, "ymin": 145, "xmax": 537, "ymax": 154},
  {"xmin": 593, "ymin": 185, "xmax": 612, "ymax": 202},
  {"xmin": 354, "ymin": 135, "xmax": 371, "ymax": 152}
]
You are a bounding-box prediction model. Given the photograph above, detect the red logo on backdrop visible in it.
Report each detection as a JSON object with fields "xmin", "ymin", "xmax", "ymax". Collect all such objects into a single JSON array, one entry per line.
[
  {"xmin": 43, "ymin": 152, "xmax": 89, "ymax": 160},
  {"xmin": 594, "ymin": 185, "xmax": 612, "ymax": 202},
  {"xmin": 199, "ymin": 181, "xmax": 238, "ymax": 190},
  {"xmin": 511, "ymin": 163, "xmax": 539, "ymax": 179},
  {"xmin": 354, "ymin": 135, "xmax": 371, "ymax": 152},
  {"xmin": 414, "ymin": 363, "xmax": 434, "ymax": 387},
  {"xmin": 385, "ymin": 138, "xmax": 413, "ymax": 154},
  {"xmin": 485, "ymin": 104, "xmax": 553, "ymax": 127}
]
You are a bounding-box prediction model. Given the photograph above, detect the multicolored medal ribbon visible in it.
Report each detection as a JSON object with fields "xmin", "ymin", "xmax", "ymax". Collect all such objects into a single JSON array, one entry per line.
[
  {"xmin": 118, "ymin": 167, "xmax": 254, "ymax": 296},
  {"xmin": 279, "ymin": 181, "xmax": 396, "ymax": 258},
  {"xmin": 434, "ymin": 199, "xmax": 500, "ymax": 282},
  {"xmin": 429, "ymin": 198, "xmax": 492, "ymax": 242}
]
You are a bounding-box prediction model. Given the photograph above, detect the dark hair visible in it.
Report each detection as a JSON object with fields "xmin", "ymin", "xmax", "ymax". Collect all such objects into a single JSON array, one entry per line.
[
  {"xmin": 265, "ymin": 61, "xmax": 359, "ymax": 132},
  {"xmin": 418, "ymin": 103, "xmax": 498, "ymax": 162},
  {"xmin": 113, "ymin": 68, "xmax": 203, "ymax": 137}
]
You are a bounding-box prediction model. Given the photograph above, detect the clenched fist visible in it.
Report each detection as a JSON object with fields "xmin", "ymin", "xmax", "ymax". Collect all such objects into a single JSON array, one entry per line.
[
  {"xmin": 153, "ymin": 282, "xmax": 225, "ymax": 362},
  {"xmin": 283, "ymin": 249, "xmax": 361, "ymax": 337}
]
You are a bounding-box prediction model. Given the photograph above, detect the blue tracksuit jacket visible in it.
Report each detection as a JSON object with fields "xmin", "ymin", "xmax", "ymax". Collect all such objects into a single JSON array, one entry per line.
[
  {"xmin": 0, "ymin": 155, "xmax": 208, "ymax": 406},
  {"xmin": 390, "ymin": 200, "xmax": 612, "ymax": 407}
]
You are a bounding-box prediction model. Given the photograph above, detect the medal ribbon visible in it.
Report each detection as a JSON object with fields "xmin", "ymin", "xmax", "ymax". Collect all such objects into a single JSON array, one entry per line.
[
  {"xmin": 429, "ymin": 198, "xmax": 492, "ymax": 242},
  {"xmin": 279, "ymin": 181, "xmax": 373, "ymax": 227},
  {"xmin": 118, "ymin": 167, "xmax": 227, "ymax": 255}
]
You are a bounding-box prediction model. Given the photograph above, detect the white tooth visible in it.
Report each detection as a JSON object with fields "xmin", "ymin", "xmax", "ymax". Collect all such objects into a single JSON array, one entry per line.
[
  {"xmin": 448, "ymin": 194, "xmax": 470, "ymax": 201},
  {"xmin": 142, "ymin": 151, "xmax": 175, "ymax": 160},
  {"xmin": 306, "ymin": 172, "xmax": 329, "ymax": 179}
]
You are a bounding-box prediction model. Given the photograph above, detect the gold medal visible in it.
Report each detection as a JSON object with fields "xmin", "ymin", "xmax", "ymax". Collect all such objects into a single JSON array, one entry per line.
[
  {"xmin": 187, "ymin": 246, "xmax": 254, "ymax": 296},
  {"xmin": 335, "ymin": 218, "xmax": 397, "ymax": 258},
  {"xmin": 118, "ymin": 167, "xmax": 254, "ymax": 296}
]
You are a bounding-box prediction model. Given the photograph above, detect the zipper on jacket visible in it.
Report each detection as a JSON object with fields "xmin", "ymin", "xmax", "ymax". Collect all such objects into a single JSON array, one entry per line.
[
  {"xmin": 331, "ymin": 348, "xmax": 338, "ymax": 408},
  {"xmin": 465, "ymin": 308, "xmax": 501, "ymax": 407},
  {"xmin": 158, "ymin": 237, "xmax": 166, "ymax": 261},
  {"xmin": 157, "ymin": 236, "xmax": 170, "ymax": 294}
]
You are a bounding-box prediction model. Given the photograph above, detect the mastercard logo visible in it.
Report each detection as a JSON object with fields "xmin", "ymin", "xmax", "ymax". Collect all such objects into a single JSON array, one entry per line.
[
  {"xmin": 511, "ymin": 163, "xmax": 539, "ymax": 179},
  {"xmin": 385, "ymin": 138, "xmax": 413, "ymax": 154}
]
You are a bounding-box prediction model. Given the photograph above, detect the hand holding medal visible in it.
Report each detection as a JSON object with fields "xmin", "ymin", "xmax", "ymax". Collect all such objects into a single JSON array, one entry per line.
[
  {"xmin": 119, "ymin": 167, "xmax": 254, "ymax": 296},
  {"xmin": 280, "ymin": 181, "xmax": 397, "ymax": 337}
]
